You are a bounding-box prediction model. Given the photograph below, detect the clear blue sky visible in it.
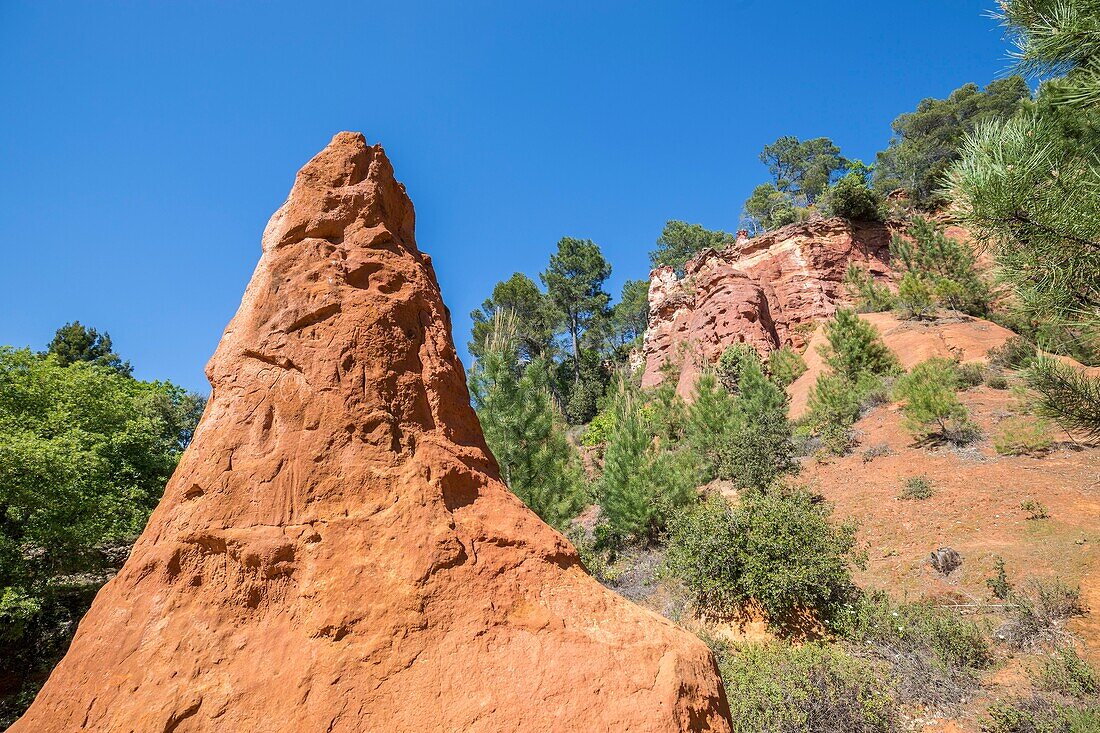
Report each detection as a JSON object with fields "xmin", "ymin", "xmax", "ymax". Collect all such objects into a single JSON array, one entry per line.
[{"xmin": 0, "ymin": 1, "xmax": 1015, "ymax": 393}]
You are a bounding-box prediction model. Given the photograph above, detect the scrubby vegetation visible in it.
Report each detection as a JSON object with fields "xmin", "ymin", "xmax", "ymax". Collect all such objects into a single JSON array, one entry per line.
[
  {"xmin": 803, "ymin": 310, "xmax": 899, "ymax": 454},
  {"xmin": 666, "ymin": 490, "xmax": 859, "ymax": 622},
  {"xmin": 707, "ymin": 637, "xmax": 900, "ymax": 733},
  {"xmin": 894, "ymin": 358, "xmax": 979, "ymax": 445}
]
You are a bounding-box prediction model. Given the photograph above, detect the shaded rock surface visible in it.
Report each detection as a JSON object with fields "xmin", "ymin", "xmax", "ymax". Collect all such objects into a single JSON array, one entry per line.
[
  {"xmin": 641, "ymin": 218, "xmax": 892, "ymax": 396},
  {"xmin": 12, "ymin": 133, "xmax": 731, "ymax": 733}
]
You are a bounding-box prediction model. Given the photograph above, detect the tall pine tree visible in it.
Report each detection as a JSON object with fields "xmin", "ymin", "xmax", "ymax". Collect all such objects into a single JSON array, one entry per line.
[{"xmin": 469, "ymin": 311, "xmax": 586, "ymax": 528}]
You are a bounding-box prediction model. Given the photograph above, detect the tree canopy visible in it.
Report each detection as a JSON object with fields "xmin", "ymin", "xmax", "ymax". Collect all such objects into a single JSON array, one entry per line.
[
  {"xmin": 649, "ymin": 220, "xmax": 736, "ymax": 275},
  {"xmin": 759, "ymin": 136, "xmax": 848, "ymax": 204},
  {"xmin": 540, "ymin": 237, "xmax": 612, "ymax": 382},
  {"xmin": 874, "ymin": 76, "xmax": 1031, "ymax": 206},
  {"xmin": 45, "ymin": 322, "xmax": 132, "ymax": 377},
  {"xmin": 469, "ymin": 272, "xmax": 557, "ymax": 361}
]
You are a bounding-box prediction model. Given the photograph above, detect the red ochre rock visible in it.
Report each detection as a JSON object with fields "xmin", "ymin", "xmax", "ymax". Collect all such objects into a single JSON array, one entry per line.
[
  {"xmin": 12, "ymin": 133, "xmax": 731, "ymax": 733},
  {"xmin": 641, "ymin": 218, "xmax": 893, "ymax": 397}
]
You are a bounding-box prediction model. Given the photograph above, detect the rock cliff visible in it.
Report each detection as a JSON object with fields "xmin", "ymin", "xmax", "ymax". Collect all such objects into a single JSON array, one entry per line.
[
  {"xmin": 641, "ymin": 218, "xmax": 893, "ymax": 396},
  {"xmin": 12, "ymin": 133, "xmax": 731, "ymax": 733}
]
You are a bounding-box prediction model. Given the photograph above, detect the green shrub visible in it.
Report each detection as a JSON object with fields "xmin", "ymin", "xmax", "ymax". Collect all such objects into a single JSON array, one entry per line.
[
  {"xmin": 994, "ymin": 417, "xmax": 1055, "ymax": 456},
  {"xmin": 767, "ymin": 345, "xmax": 807, "ymax": 387},
  {"xmin": 666, "ymin": 489, "xmax": 859, "ymax": 622},
  {"xmin": 984, "ymin": 695, "xmax": 1100, "ymax": 733},
  {"xmin": 987, "ymin": 373, "xmax": 1010, "ymax": 390},
  {"xmin": 834, "ymin": 592, "xmax": 994, "ymax": 707},
  {"xmin": 580, "ymin": 404, "xmax": 616, "ymax": 447},
  {"xmin": 666, "ymin": 497, "xmax": 744, "ymax": 614},
  {"xmin": 821, "ymin": 309, "xmax": 900, "ymax": 382},
  {"xmin": 1021, "ymin": 500, "xmax": 1050, "ymax": 520},
  {"xmin": 716, "ymin": 343, "xmax": 759, "ymax": 393},
  {"xmin": 687, "ymin": 362, "xmax": 797, "ymax": 492},
  {"xmin": 989, "ymin": 336, "xmax": 1038, "ymax": 371},
  {"xmin": 899, "ymin": 476, "xmax": 933, "ymax": 500},
  {"xmin": 955, "ymin": 361, "xmax": 987, "ymax": 389},
  {"xmin": 822, "ymin": 171, "xmax": 885, "ymax": 222},
  {"xmin": 894, "ymin": 358, "xmax": 979, "ymax": 444},
  {"xmin": 709, "ymin": 638, "xmax": 900, "ymax": 733},
  {"xmin": 1000, "ymin": 578, "xmax": 1085, "ymax": 650},
  {"xmin": 987, "ymin": 557, "xmax": 1013, "ymax": 600},
  {"xmin": 844, "ymin": 265, "xmax": 895, "ymax": 313},
  {"xmin": 719, "ymin": 359, "xmax": 797, "ymax": 492},
  {"xmin": 1038, "ymin": 647, "xmax": 1099, "ymax": 699},
  {"xmin": 894, "ymin": 271, "xmax": 936, "ymax": 320}
]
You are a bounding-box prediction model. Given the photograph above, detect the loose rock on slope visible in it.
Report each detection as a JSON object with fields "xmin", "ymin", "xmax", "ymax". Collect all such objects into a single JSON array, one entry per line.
[{"xmin": 12, "ymin": 133, "xmax": 731, "ymax": 733}]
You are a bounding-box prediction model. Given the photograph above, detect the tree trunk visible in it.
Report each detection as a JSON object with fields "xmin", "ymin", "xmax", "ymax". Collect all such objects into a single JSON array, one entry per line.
[{"xmin": 570, "ymin": 315, "xmax": 580, "ymax": 383}]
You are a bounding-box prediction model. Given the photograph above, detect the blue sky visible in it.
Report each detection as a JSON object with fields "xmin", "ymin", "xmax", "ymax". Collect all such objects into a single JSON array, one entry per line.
[{"xmin": 1, "ymin": 1, "xmax": 1015, "ymax": 393}]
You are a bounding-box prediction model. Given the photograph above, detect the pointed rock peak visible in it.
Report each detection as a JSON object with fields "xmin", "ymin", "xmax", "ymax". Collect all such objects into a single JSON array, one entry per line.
[{"xmin": 13, "ymin": 134, "xmax": 731, "ymax": 733}]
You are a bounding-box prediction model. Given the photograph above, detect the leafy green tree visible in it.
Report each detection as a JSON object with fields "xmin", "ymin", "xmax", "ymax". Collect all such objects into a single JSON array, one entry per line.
[
  {"xmin": 873, "ymin": 76, "xmax": 1031, "ymax": 206},
  {"xmin": 0, "ymin": 345, "xmax": 201, "ymax": 696},
  {"xmin": 540, "ymin": 237, "xmax": 612, "ymax": 383},
  {"xmin": 612, "ymin": 279, "xmax": 650, "ymax": 346},
  {"xmin": 741, "ymin": 183, "xmax": 799, "ymax": 235},
  {"xmin": 760, "ymin": 136, "xmax": 848, "ymax": 204},
  {"xmin": 45, "ymin": 321, "xmax": 132, "ymax": 377},
  {"xmin": 946, "ymin": 1, "xmax": 1100, "ymax": 436},
  {"xmin": 666, "ymin": 488, "xmax": 858, "ymax": 621},
  {"xmin": 893, "ymin": 358, "xmax": 977, "ymax": 444},
  {"xmin": 649, "ymin": 220, "xmax": 736, "ymax": 276},
  {"xmin": 468, "ymin": 312, "xmax": 586, "ymax": 528},
  {"xmin": 469, "ymin": 273, "xmax": 557, "ymax": 361},
  {"xmin": 889, "ymin": 217, "xmax": 990, "ymax": 316},
  {"xmin": 821, "ymin": 309, "xmax": 900, "ymax": 381}
]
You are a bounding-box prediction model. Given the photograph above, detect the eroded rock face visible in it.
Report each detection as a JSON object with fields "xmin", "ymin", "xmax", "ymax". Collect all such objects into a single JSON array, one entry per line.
[
  {"xmin": 13, "ymin": 133, "xmax": 731, "ymax": 733},
  {"xmin": 641, "ymin": 218, "xmax": 892, "ymax": 396}
]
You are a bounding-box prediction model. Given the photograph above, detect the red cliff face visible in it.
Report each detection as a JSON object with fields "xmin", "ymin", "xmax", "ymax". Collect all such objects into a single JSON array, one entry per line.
[
  {"xmin": 13, "ymin": 133, "xmax": 731, "ymax": 733},
  {"xmin": 641, "ymin": 218, "xmax": 892, "ymax": 396}
]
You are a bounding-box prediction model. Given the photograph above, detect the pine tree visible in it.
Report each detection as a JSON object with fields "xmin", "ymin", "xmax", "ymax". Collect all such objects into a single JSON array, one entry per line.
[
  {"xmin": 599, "ymin": 391, "xmax": 694, "ymax": 543},
  {"xmin": 686, "ymin": 371, "xmax": 739, "ymax": 482},
  {"xmin": 469, "ymin": 311, "xmax": 586, "ymax": 529},
  {"xmin": 893, "ymin": 358, "xmax": 977, "ymax": 444},
  {"xmin": 946, "ymin": 0, "xmax": 1100, "ymax": 436},
  {"xmin": 889, "ymin": 217, "xmax": 990, "ymax": 317},
  {"xmin": 843, "ymin": 264, "xmax": 894, "ymax": 313},
  {"xmin": 820, "ymin": 309, "xmax": 899, "ymax": 381},
  {"xmin": 895, "ymin": 271, "xmax": 935, "ymax": 321},
  {"xmin": 723, "ymin": 359, "xmax": 797, "ymax": 492},
  {"xmin": 45, "ymin": 322, "xmax": 132, "ymax": 377},
  {"xmin": 766, "ymin": 346, "xmax": 808, "ymax": 388}
]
